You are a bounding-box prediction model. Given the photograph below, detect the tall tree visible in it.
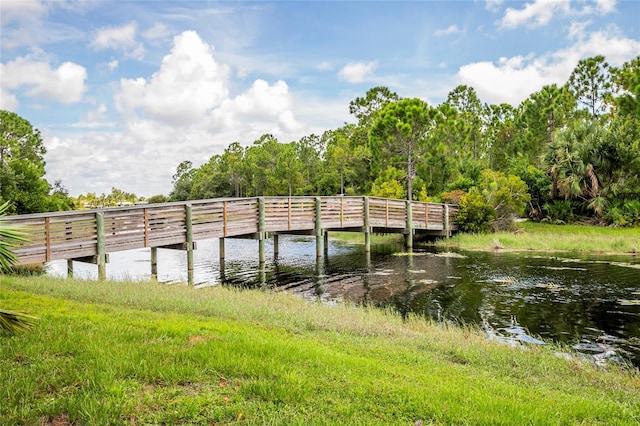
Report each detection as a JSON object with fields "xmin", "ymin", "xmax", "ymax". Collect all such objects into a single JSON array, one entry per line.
[
  {"xmin": 568, "ymin": 55, "xmax": 612, "ymax": 119},
  {"xmin": 445, "ymin": 85, "xmax": 487, "ymax": 161},
  {"xmin": 349, "ymin": 86, "xmax": 400, "ymax": 126},
  {"xmin": 370, "ymin": 98, "xmax": 436, "ymax": 200}
]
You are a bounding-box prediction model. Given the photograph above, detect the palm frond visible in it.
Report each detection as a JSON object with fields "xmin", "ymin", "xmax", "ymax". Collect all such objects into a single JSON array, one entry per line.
[{"xmin": 0, "ymin": 309, "xmax": 38, "ymax": 336}]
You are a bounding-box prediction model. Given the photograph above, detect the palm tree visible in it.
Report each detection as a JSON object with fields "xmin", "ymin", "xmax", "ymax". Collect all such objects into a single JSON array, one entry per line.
[
  {"xmin": 0, "ymin": 201, "xmax": 37, "ymax": 335},
  {"xmin": 545, "ymin": 122, "xmax": 605, "ymax": 215}
]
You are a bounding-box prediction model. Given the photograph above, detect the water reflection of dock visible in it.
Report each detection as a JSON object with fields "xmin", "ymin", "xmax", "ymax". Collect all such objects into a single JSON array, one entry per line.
[{"xmin": 1, "ymin": 196, "xmax": 457, "ymax": 284}]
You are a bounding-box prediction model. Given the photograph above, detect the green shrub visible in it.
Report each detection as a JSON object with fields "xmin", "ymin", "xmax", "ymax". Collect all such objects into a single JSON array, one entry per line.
[
  {"xmin": 543, "ymin": 200, "xmax": 575, "ymax": 224},
  {"xmin": 456, "ymin": 192, "xmax": 496, "ymax": 233}
]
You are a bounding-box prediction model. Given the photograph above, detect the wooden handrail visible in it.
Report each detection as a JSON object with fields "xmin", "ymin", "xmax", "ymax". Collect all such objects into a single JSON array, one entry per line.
[{"xmin": 0, "ymin": 196, "xmax": 458, "ymax": 265}]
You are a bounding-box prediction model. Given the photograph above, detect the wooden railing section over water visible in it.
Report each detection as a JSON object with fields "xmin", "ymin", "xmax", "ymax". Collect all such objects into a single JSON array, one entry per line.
[{"xmin": 0, "ymin": 196, "xmax": 457, "ymax": 284}]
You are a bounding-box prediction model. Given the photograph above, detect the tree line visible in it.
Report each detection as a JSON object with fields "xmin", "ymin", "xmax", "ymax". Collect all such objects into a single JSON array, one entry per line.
[{"xmin": 1, "ymin": 55, "xmax": 638, "ymax": 229}]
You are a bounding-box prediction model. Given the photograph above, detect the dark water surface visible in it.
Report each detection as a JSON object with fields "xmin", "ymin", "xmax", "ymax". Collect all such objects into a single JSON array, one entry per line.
[{"xmin": 47, "ymin": 236, "xmax": 640, "ymax": 367}]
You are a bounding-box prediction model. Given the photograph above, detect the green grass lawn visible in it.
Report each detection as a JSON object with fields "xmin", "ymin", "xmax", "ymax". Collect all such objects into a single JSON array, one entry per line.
[
  {"xmin": 437, "ymin": 221, "xmax": 640, "ymax": 254},
  {"xmin": 2, "ymin": 275, "xmax": 639, "ymax": 425}
]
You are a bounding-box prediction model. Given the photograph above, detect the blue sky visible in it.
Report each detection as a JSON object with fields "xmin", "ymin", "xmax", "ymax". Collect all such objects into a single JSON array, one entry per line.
[{"xmin": 1, "ymin": 0, "xmax": 639, "ymax": 197}]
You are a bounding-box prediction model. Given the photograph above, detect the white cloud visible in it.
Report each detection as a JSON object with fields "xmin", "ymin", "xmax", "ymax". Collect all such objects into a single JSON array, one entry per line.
[
  {"xmin": 485, "ymin": 0, "xmax": 504, "ymax": 13},
  {"xmin": 499, "ymin": 0, "xmax": 617, "ymax": 29},
  {"xmin": 500, "ymin": 0, "xmax": 571, "ymax": 29},
  {"xmin": 434, "ymin": 24, "xmax": 462, "ymax": 37},
  {"xmin": 115, "ymin": 31, "xmax": 230, "ymax": 125},
  {"xmin": 316, "ymin": 61, "xmax": 334, "ymax": 71},
  {"xmin": 0, "ymin": 0, "xmax": 47, "ymax": 25},
  {"xmin": 71, "ymin": 104, "xmax": 117, "ymax": 129},
  {"xmin": 338, "ymin": 61, "xmax": 377, "ymax": 83},
  {"xmin": 0, "ymin": 55, "xmax": 87, "ymax": 105},
  {"xmin": 91, "ymin": 22, "xmax": 137, "ymax": 49},
  {"xmin": 1, "ymin": 88, "xmax": 19, "ymax": 111},
  {"xmin": 142, "ymin": 23, "xmax": 171, "ymax": 41},
  {"xmin": 211, "ymin": 79, "xmax": 305, "ymax": 136},
  {"xmin": 91, "ymin": 21, "xmax": 145, "ymax": 59},
  {"xmin": 456, "ymin": 28, "xmax": 640, "ymax": 105}
]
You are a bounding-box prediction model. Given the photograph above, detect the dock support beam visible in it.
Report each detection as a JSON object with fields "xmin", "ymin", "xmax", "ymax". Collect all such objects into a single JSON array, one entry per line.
[
  {"xmin": 444, "ymin": 204, "xmax": 450, "ymax": 239},
  {"xmin": 185, "ymin": 204, "xmax": 194, "ymax": 285},
  {"xmin": 364, "ymin": 197, "xmax": 371, "ymax": 253},
  {"xmin": 67, "ymin": 259, "xmax": 73, "ymax": 278},
  {"xmin": 405, "ymin": 200, "xmax": 413, "ymax": 251},
  {"xmin": 258, "ymin": 198, "xmax": 266, "ymax": 265},
  {"xmin": 151, "ymin": 247, "xmax": 158, "ymax": 280},
  {"xmin": 273, "ymin": 234, "xmax": 279, "ymax": 259},
  {"xmin": 315, "ymin": 197, "xmax": 322, "ymax": 258},
  {"xmin": 219, "ymin": 237, "xmax": 225, "ymax": 261},
  {"xmin": 96, "ymin": 212, "xmax": 107, "ymax": 280}
]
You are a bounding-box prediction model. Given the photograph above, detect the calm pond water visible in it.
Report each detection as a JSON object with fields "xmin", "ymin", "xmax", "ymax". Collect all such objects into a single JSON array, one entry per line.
[{"xmin": 46, "ymin": 235, "xmax": 640, "ymax": 367}]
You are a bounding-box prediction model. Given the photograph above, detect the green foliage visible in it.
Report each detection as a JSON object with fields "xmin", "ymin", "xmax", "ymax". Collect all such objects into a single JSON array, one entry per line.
[
  {"xmin": 146, "ymin": 194, "xmax": 169, "ymax": 204},
  {"xmin": 603, "ymin": 199, "xmax": 640, "ymax": 227},
  {"xmin": 508, "ymin": 161, "xmax": 551, "ymax": 220},
  {"xmin": 0, "ymin": 201, "xmax": 28, "ymax": 271},
  {"xmin": 370, "ymin": 166, "xmax": 406, "ymax": 199},
  {"xmin": 611, "ymin": 55, "xmax": 640, "ymax": 118},
  {"xmin": 568, "ymin": 55, "xmax": 612, "ymax": 119},
  {"xmin": 455, "ymin": 192, "xmax": 496, "ymax": 233},
  {"xmin": 370, "ymin": 98, "xmax": 436, "ymax": 200},
  {"xmin": 478, "ymin": 169, "xmax": 530, "ymax": 223},
  {"xmin": 0, "ymin": 111, "xmax": 70, "ymax": 214},
  {"xmin": 543, "ymin": 200, "xmax": 575, "ymax": 224}
]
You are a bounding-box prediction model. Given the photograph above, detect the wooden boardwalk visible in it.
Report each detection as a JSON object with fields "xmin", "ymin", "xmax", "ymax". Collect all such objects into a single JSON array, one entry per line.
[{"xmin": 0, "ymin": 196, "xmax": 457, "ymax": 284}]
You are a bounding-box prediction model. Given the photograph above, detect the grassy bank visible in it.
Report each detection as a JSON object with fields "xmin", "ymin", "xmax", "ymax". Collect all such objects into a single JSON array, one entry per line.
[
  {"xmin": 437, "ymin": 221, "xmax": 640, "ymax": 254},
  {"xmin": 2, "ymin": 276, "xmax": 639, "ymax": 425}
]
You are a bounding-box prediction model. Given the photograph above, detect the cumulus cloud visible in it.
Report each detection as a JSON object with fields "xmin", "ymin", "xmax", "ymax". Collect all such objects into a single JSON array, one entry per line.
[
  {"xmin": 456, "ymin": 28, "xmax": 640, "ymax": 105},
  {"xmin": 434, "ymin": 24, "xmax": 462, "ymax": 37},
  {"xmin": 338, "ymin": 61, "xmax": 377, "ymax": 83},
  {"xmin": 115, "ymin": 30, "xmax": 230, "ymax": 125},
  {"xmin": 0, "ymin": 55, "xmax": 87, "ymax": 105}
]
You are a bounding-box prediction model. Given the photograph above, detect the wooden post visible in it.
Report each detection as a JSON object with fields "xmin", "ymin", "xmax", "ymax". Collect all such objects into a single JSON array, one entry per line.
[
  {"xmin": 315, "ymin": 197, "xmax": 322, "ymax": 258},
  {"xmin": 258, "ymin": 198, "xmax": 266, "ymax": 265},
  {"xmin": 364, "ymin": 196, "xmax": 371, "ymax": 253},
  {"xmin": 150, "ymin": 247, "xmax": 158, "ymax": 280},
  {"xmin": 219, "ymin": 237, "xmax": 225, "ymax": 261},
  {"xmin": 324, "ymin": 230, "xmax": 329, "ymax": 255},
  {"xmin": 273, "ymin": 234, "xmax": 279, "ymax": 259},
  {"xmin": 444, "ymin": 204, "xmax": 450, "ymax": 239},
  {"xmin": 96, "ymin": 212, "xmax": 107, "ymax": 280},
  {"xmin": 405, "ymin": 200, "xmax": 413, "ymax": 251},
  {"xmin": 67, "ymin": 259, "xmax": 73, "ymax": 278},
  {"xmin": 185, "ymin": 204, "xmax": 194, "ymax": 285}
]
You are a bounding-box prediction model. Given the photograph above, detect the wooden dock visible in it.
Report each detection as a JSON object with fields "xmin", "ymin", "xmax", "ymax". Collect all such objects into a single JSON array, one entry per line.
[{"xmin": 0, "ymin": 196, "xmax": 457, "ymax": 284}]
